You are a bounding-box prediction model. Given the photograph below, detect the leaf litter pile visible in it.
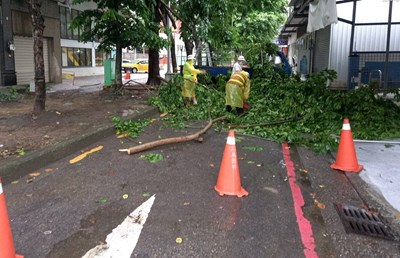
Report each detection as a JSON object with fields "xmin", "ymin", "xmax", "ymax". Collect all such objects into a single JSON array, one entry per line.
[{"xmin": 114, "ymin": 66, "xmax": 400, "ymax": 153}]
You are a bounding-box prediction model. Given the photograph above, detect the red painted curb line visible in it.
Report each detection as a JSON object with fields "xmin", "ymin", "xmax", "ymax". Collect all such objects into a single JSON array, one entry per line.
[{"xmin": 282, "ymin": 143, "xmax": 318, "ymax": 258}]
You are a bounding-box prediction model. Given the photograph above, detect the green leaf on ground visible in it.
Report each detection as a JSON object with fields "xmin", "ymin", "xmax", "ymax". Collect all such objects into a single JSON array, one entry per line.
[
  {"xmin": 16, "ymin": 148, "xmax": 25, "ymax": 156},
  {"xmin": 235, "ymin": 136, "xmax": 244, "ymax": 142},
  {"xmin": 242, "ymin": 145, "xmax": 263, "ymax": 152},
  {"xmin": 143, "ymin": 192, "xmax": 151, "ymax": 197},
  {"xmin": 112, "ymin": 117, "xmax": 151, "ymax": 138},
  {"xmin": 139, "ymin": 153, "xmax": 164, "ymax": 163},
  {"xmin": 96, "ymin": 197, "xmax": 108, "ymax": 204}
]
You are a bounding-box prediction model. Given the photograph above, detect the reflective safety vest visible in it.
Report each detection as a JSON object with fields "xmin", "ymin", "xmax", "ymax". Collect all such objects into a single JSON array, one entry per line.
[{"xmin": 228, "ymin": 72, "xmax": 248, "ymax": 87}]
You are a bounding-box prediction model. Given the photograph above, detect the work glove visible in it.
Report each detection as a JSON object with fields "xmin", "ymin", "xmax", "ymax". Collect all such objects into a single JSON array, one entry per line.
[{"xmin": 243, "ymin": 101, "xmax": 249, "ymax": 110}]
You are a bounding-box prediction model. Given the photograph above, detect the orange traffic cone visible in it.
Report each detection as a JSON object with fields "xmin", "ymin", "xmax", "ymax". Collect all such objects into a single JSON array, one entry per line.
[
  {"xmin": 214, "ymin": 130, "xmax": 248, "ymax": 197},
  {"xmin": 124, "ymin": 70, "xmax": 131, "ymax": 80},
  {"xmin": 330, "ymin": 118, "xmax": 363, "ymax": 173},
  {"xmin": 0, "ymin": 178, "xmax": 24, "ymax": 258}
]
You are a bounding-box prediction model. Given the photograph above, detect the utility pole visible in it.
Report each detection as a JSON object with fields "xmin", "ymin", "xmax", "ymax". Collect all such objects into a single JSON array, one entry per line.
[
  {"xmin": 383, "ymin": 0, "xmax": 393, "ymax": 95},
  {"xmin": 166, "ymin": 1, "xmax": 172, "ymax": 74},
  {"xmin": 0, "ymin": 0, "xmax": 17, "ymax": 86}
]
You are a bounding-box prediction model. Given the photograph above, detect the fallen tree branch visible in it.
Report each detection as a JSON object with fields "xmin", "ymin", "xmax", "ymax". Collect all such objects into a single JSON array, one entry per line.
[
  {"xmin": 123, "ymin": 80, "xmax": 151, "ymax": 91},
  {"xmin": 229, "ymin": 116, "xmax": 302, "ymax": 129},
  {"xmin": 119, "ymin": 115, "xmax": 226, "ymax": 155}
]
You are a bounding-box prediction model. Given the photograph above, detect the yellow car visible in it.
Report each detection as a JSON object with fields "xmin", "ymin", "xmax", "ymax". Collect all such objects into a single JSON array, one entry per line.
[{"xmin": 122, "ymin": 59, "xmax": 148, "ymax": 73}]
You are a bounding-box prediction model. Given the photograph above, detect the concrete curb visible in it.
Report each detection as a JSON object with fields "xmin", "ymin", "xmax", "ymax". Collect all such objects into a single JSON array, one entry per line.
[{"xmin": 0, "ymin": 106, "xmax": 159, "ymax": 185}]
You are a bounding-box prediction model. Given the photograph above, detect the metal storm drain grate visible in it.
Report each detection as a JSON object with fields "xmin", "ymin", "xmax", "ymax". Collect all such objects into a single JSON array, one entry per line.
[{"xmin": 334, "ymin": 203, "xmax": 396, "ymax": 241}]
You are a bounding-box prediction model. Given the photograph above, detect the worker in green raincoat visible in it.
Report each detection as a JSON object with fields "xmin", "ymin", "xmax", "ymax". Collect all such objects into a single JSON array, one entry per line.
[
  {"xmin": 182, "ymin": 54, "xmax": 205, "ymax": 105},
  {"xmin": 225, "ymin": 70, "xmax": 250, "ymax": 115}
]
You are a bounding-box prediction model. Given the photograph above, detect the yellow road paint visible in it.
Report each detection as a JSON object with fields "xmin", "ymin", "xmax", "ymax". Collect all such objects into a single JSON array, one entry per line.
[
  {"xmin": 69, "ymin": 146, "xmax": 103, "ymax": 164},
  {"xmin": 117, "ymin": 133, "xmax": 129, "ymax": 139}
]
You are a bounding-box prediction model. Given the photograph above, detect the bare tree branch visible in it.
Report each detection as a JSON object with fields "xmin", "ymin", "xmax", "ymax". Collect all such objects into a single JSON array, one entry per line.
[{"xmin": 119, "ymin": 116, "xmax": 226, "ymax": 155}]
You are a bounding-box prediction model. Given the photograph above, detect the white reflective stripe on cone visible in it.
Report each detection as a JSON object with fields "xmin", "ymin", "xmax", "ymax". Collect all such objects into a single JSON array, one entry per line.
[
  {"xmin": 342, "ymin": 123, "xmax": 351, "ymax": 130},
  {"xmin": 0, "ymin": 183, "xmax": 3, "ymax": 195},
  {"xmin": 226, "ymin": 136, "xmax": 235, "ymax": 145}
]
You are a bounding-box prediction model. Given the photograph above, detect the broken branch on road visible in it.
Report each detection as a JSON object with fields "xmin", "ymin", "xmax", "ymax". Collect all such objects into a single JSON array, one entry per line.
[{"xmin": 119, "ymin": 115, "xmax": 226, "ymax": 155}]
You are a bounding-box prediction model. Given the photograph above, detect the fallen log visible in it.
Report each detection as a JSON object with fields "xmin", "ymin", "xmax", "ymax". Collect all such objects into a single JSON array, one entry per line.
[{"xmin": 119, "ymin": 115, "xmax": 226, "ymax": 155}]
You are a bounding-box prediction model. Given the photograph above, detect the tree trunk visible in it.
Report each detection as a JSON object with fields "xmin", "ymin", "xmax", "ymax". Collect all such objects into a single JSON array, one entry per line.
[
  {"xmin": 207, "ymin": 43, "xmax": 214, "ymax": 66},
  {"xmin": 147, "ymin": 0, "xmax": 162, "ymax": 86},
  {"xmin": 184, "ymin": 39, "xmax": 194, "ymax": 56},
  {"xmin": 114, "ymin": 42, "xmax": 123, "ymax": 88},
  {"xmin": 146, "ymin": 48, "xmax": 161, "ymax": 86},
  {"xmin": 195, "ymin": 38, "xmax": 202, "ymax": 66},
  {"xmin": 171, "ymin": 34, "xmax": 178, "ymax": 73},
  {"xmin": 30, "ymin": 0, "xmax": 46, "ymax": 115}
]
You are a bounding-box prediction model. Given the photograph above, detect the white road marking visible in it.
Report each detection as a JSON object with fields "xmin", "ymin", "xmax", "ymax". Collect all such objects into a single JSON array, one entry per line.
[{"xmin": 82, "ymin": 195, "xmax": 156, "ymax": 258}]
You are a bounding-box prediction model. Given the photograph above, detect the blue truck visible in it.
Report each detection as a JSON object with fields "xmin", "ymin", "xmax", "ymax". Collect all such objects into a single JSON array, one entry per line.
[{"xmin": 192, "ymin": 51, "xmax": 292, "ymax": 78}]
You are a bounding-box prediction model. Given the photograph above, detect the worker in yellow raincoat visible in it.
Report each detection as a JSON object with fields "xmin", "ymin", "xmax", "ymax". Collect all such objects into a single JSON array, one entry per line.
[
  {"xmin": 225, "ymin": 70, "xmax": 250, "ymax": 115},
  {"xmin": 182, "ymin": 54, "xmax": 205, "ymax": 105}
]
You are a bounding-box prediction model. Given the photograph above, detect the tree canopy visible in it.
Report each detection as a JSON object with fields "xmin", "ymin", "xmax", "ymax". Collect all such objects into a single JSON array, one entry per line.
[
  {"xmin": 71, "ymin": 0, "xmax": 164, "ymax": 51},
  {"xmin": 70, "ymin": 0, "xmax": 167, "ymax": 86},
  {"xmin": 171, "ymin": 0, "xmax": 287, "ymax": 65},
  {"xmin": 70, "ymin": 0, "xmax": 287, "ymax": 85}
]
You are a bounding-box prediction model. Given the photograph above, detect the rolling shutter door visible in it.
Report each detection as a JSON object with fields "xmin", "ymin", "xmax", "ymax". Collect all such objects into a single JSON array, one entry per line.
[
  {"xmin": 43, "ymin": 39, "xmax": 49, "ymax": 82},
  {"xmin": 14, "ymin": 36, "xmax": 50, "ymax": 85},
  {"xmin": 313, "ymin": 26, "xmax": 331, "ymax": 73}
]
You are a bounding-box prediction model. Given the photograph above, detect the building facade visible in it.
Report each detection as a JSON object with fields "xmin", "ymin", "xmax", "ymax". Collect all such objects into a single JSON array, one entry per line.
[
  {"xmin": 0, "ymin": 0, "xmax": 107, "ymax": 87},
  {"xmin": 281, "ymin": 0, "xmax": 400, "ymax": 90}
]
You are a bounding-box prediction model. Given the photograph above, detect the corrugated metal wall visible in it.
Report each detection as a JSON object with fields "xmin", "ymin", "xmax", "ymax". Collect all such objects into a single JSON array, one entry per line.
[
  {"xmin": 14, "ymin": 36, "xmax": 50, "ymax": 85},
  {"xmin": 354, "ymin": 25, "xmax": 400, "ymax": 52},
  {"xmin": 329, "ymin": 0, "xmax": 400, "ymax": 89},
  {"xmin": 313, "ymin": 26, "xmax": 331, "ymax": 73},
  {"xmin": 330, "ymin": 22, "xmax": 352, "ymax": 88}
]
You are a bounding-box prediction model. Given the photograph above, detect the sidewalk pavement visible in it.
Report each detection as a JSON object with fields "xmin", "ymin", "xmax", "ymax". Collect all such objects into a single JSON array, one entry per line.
[
  {"xmin": 47, "ymin": 65, "xmax": 172, "ymax": 93},
  {"xmin": 47, "ymin": 74, "xmax": 104, "ymax": 93},
  {"xmin": 356, "ymin": 140, "xmax": 400, "ymax": 211},
  {"xmin": 47, "ymin": 73, "xmax": 150, "ymax": 93}
]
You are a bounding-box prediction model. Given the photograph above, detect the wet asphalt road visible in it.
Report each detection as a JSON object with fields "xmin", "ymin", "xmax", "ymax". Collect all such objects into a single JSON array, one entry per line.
[{"xmin": 3, "ymin": 118, "xmax": 400, "ymax": 257}]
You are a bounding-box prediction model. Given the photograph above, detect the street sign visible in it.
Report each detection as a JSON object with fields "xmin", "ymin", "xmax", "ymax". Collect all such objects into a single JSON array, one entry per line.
[{"xmin": 275, "ymin": 39, "xmax": 288, "ymax": 45}]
